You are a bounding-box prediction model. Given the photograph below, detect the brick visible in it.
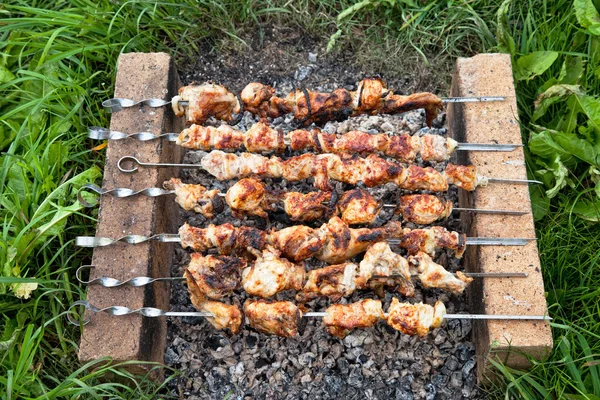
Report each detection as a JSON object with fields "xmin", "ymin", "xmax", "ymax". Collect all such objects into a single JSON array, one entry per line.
[
  {"xmin": 78, "ymin": 52, "xmax": 183, "ymax": 377},
  {"xmin": 446, "ymin": 54, "xmax": 553, "ymax": 378}
]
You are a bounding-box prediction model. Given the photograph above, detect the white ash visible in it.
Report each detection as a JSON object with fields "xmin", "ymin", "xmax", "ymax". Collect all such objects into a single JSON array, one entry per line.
[{"xmin": 166, "ymin": 68, "xmax": 480, "ymax": 399}]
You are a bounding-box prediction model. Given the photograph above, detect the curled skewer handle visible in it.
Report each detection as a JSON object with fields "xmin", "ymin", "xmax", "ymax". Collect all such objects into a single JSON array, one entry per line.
[
  {"xmin": 102, "ymin": 98, "xmax": 172, "ymax": 113},
  {"xmin": 75, "ymin": 234, "xmax": 181, "ymax": 247},
  {"xmin": 67, "ymin": 300, "xmax": 212, "ymax": 326},
  {"xmin": 76, "ymin": 265, "xmax": 185, "ymax": 287},
  {"xmin": 118, "ymin": 156, "xmax": 203, "ymax": 173},
  {"xmin": 77, "ymin": 184, "xmax": 175, "ymax": 207},
  {"xmin": 88, "ymin": 126, "xmax": 178, "ymax": 142}
]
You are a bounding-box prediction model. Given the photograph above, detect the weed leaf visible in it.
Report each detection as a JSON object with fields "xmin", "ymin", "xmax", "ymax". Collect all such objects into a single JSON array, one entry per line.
[
  {"xmin": 515, "ymin": 51, "xmax": 559, "ymax": 81},
  {"xmin": 574, "ymin": 0, "xmax": 600, "ymax": 29},
  {"xmin": 496, "ymin": 0, "xmax": 516, "ymax": 55}
]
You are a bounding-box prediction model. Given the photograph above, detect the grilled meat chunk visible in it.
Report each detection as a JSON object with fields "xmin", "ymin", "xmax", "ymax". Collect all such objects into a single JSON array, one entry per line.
[
  {"xmin": 386, "ymin": 299, "xmax": 446, "ymax": 337},
  {"xmin": 225, "ymin": 178, "xmax": 277, "ymax": 219},
  {"xmin": 336, "ymin": 189, "xmax": 381, "ymax": 225},
  {"xmin": 399, "ymin": 226, "xmax": 466, "ymax": 258},
  {"xmin": 396, "ymin": 194, "xmax": 452, "ymax": 225},
  {"xmin": 185, "ymin": 253, "xmax": 245, "ymax": 299},
  {"xmin": 173, "ymin": 83, "xmax": 241, "ymax": 124},
  {"xmin": 176, "ymin": 124, "xmax": 243, "ymax": 150},
  {"xmin": 408, "ymin": 252, "xmax": 472, "ymax": 294},
  {"xmin": 281, "ymin": 191, "xmax": 331, "ymax": 222},
  {"xmin": 357, "ymin": 242, "xmax": 415, "ymax": 297},
  {"xmin": 163, "ymin": 178, "xmax": 223, "ymax": 218},
  {"xmin": 323, "ymin": 299, "xmax": 384, "ymax": 338},
  {"xmin": 444, "ymin": 164, "xmax": 487, "ymax": 191},
  {"xmin": 179, "ymin": 222, "xmax": 267, "ymax": 255},
  {"xmin": 243, "ymin": 300, "xmax": 302, "ymax": 337},
  {"xmin": 296, "ymin": 263, "xmax": 358, "ymax": 303},
  {"xmin": 242, "ymin": 246, "xmax": 306, "ymax": 298}
]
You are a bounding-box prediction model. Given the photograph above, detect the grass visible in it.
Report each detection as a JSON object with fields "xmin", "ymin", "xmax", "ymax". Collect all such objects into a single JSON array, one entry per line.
[{"xmin": 0, "ymin": 0, "xmax": 598, "ymax": 398}]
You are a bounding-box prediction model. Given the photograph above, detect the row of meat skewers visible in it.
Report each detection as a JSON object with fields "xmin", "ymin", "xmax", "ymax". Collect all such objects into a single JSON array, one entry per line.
[{"xmin": 75, "ymin": 78, "xmax": 548, "ymax": 339}]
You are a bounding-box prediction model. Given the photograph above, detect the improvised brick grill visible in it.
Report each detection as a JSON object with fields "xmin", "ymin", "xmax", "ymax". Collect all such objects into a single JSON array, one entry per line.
[{"xmin": 76, "ymin": 53, "xmax": 552, "ymax": 394}]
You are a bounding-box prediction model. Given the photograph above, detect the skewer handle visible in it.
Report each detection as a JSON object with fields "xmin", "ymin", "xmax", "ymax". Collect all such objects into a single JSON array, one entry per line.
[
  {"xmin": 102, "ymin": 98, "xmax": 172, "ymax": 113},
  {"xmin": 78, "ymin": 184, "xmax": 175, "ymax": 207},
  {"xmin": 76, "ymin": 265, "xmax": 184, "ymax": 287},
  {"xmin": 67, "ymin": 300, "xmax": 212, "ymax": 326},
  {"xmin": 455, "ymin": 143, "xmax": 522, "ymax": 152},
  {"xmin": 441, "ymin": 96, "xmax": 505, "ymax": 103},
  {"xmin": 118, "ymin": 156, "xmax": 203, "ymax": 173},
  {"xmin": 486, "ymin": 177, "xmax": 543, "ymax": 185},
  {"xmin": 88, "ymin": 126, "xmax": 178, "ymax": 141},
  {"xmin": 75, "ymin": 234, "xmax": 181, "ymax": 247}
]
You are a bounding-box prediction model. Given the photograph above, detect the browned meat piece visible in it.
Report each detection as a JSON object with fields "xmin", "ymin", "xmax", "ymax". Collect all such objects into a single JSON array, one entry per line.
[
  {"xmin": 244, "ymin": 121, "xmax": 285, "ymax": 153},
  {"xmin": 268, "ymin": 225, "xmax": 327, "ymax": 262},
  {"xmin": 408, "ymin": 252, "xmax": 472, "ymax": 294},
  {"xmin": 386, "ymin": 299, "xmax": 446, "ymax": 337},
  {"xmin": 173, "ymin": 84, "xmax": 241, "ymax": 124},
  {"xmin": 336, "ymin": 189, "xmax": 381, "ymax": 225},
  {"xmin": 243, "ymin": 300, "xmax": 302, "ymax": 337},
  {"xmin": 288, "ymin": 128, "xmax": 336, "ymax": 152},
  {"xmin": 387, "ymin": 135, "xmax": 420, "ymax": 162},
  {"xmin": 420, "ymin": 135, "xmax": 458, "ymax": 162},
  {"xmin": 280, "ymin": 191, "xmax": 331, "ymax": 222},
  {"xmin": 201, "ymin": 151, "xmax": 283, "ymax": 181},
  {"xmin": 357, "ymin": 242, "xmax": 415, "ymax": 297},
  {"xmin": 225, "ymin": 178, "xmax": 278, "ymax": 219},
  {"xmin": 398, "ymin": 226, "xmax": 466, "ymax": 258},
  {"xmin": 163, "ymin": 178, "xmax": 223, "ymax": 218},
  {"xmin": 353, "ymin": 77, "xmax": 386, "ymax": 113},
  {"xmin": 396, "ymin": 194, "xmax": 452, "ymax": 225},
  {"xmin": 179, "ymin": 223, "xmax": 267, "ymax": 255},
  {"xmin": 402, "ymin": 165, "xmax": 449, "ymax": 192},
  {"xmin": 296, "ymin": 263, "xmax": 358, "ymax": 303},
  {"xmin": 285, "ymin": 88, "xmax": 354, "ymax": 125},
  {"xmin": 184, "ymin": 270, "xmax": 243, "ymax": 334},
  {"xmin": 444, "ymin": 164, "xmax": 482, "ymax": 191},
  {"xmin": 382, "ymin": 92, "xmax": 443, "ymax": 127},
  {"xmin": 176, "ymin": 124, "xmax": 243, "ymax": 150},
  {"xmin": 242, "ymin": 246, "xmax": 306, "ymax": 298},
  {"xmin": 185, "ymin": 253, "xmax": 245, "ymax": 299},
  {"xmin": 331, "ymin": 130, "xmax": 388, "ymax": 154},
  {"xmin": 240, "ymin": 82, "xmax": 292, "ymax": 118},
  {"xmin": 323, "ymin": 299, "xmax": 384, "ymax": 338}
]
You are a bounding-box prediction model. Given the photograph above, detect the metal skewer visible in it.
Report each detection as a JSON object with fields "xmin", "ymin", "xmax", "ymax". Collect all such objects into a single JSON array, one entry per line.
[
  {"xmin": 101, "ymin": 96, "xmax": 506, "ymax": 113},
  {"xmin": 75, "ymin": 265, "xmax": 528, "ymax": 288},
  {"xmin": 115, "ymin": 155, "xmax": 543, "ymax": 185},
  {"xmin": 88, "ymin": 126, "xmax": 521, "ymax": 153},
  {"xmin": 75, "ymin": 234, "xmax": 535, "ymax": 248},
  {"xmin": 67, "ymin": 300, "xmax": 212, "ymax": 326},
  {"xmin": 67, "ymin": 300, "xmax": 550, "ymax": 328},
  {"xmin": 77, "ymin": 183, "xmax": 528, "ymax": 216}
]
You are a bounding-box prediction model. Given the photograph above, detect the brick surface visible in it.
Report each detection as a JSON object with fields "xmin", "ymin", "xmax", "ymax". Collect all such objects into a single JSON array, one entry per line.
[
  {"xmin": 446, "ymin": 54, "xmax": 553, "ymax": 377},
  {"xmin": 78, "ymin": 53, "xmax": 183, "ymax": 376}
]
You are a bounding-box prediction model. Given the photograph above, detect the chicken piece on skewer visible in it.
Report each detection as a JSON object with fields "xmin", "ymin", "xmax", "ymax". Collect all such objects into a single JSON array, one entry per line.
[
  {"xmin": 281, "ymin": 191, "xmax": 332, "ymax": 222},
  {"xmin": 400, "ymin": 226, "xmax": 466, "ymax": 258},
  {"xmin": 444, "ymin": 164, "xmax": 488, "ymax": 191},
  {"xmin": 323, "ymin": 299, "xmax": 384, "ymax": 338},
  {"xmin": 408, "ymin": 252, "xmax": 473, "ymax": 293},
  {"xmin": 386, "ymin": 299, "xmax": 446, "ymax": 337},
  {"xmin": 163, "ymin": 178, "xmax": 223, "ymax": 218},
  {"xmin": 185, "ymin": 253, "xmax": 245, "ymax": 300},
  {"xmin": 240, "ymin": 82, "xmax": 293, "ymax": 118},
  {"xmin": 184, "ymin": 270, "xmax": 243, "ymax": 334},
  {"xmin": 173, "ymin": 83, "xmax": 241, "ymax": 124},
  {"xmin": 357, "ymin": 242, "xmax": 415, "ymax": 297},
  {"xmin": 296, "ymin": 263, "xmax": 358, "ymax": 303},
  {"xmin": 396, "ymin": 194, "xmax": 452, "ymax": 225},
  {"xmin": 244, "ymin": 300, "xmax": 302, "ymax": 338},
  {"xmin": 267, "ymin": 224, "xmax": 328, "ymax": 263},
  {"xmin": 225, "ymin": 178, "xmax": 278, "ymax": 219},
  {"xmin": 176, "ymin": 124, "xmax": 244, "ymax": 151},
  {"xmin": 242, "ymin": 246, "xmax": 306, "ymax": 298},
  {"xmin": 179, "ymin": 223, "xmax": 267, "ymax": 255},
  {"xmin": 336, "ymin": 189, "xmax": 381, "ymax": 225}
]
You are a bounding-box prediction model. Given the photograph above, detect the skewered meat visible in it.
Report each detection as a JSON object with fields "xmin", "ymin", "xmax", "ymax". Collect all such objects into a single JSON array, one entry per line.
[
  {"xmin": 178, "ymin": 218, "xmax": 466, "ymax": 261},
  {"xmin": 176, "ymin": 121, "xmax": 458, "ymax": 162},
  {"xmin": 185, "ymin": 253, "xmax": 245, "ymax": 299},
  {"xmin": 201, "ymin": 150, "xmax": 470, "ymax": 192},
  {"xmin": 168, "ymin": 179, "xmax": 454, "ymax": 225},
  {"xmin": 243, "ymin": 300, "xmax": 302, "ymax": 337},
  {"xmin": 357, "ymin": 242, "xmax": 415, "ymax": 297},
  {"xmin": 173, "ymin": 83, "xmax": 241, "ymax": 124},
  {"xmin": 323, "ymin": 299, "xmax": 384, "ymax": 338},
  {"xmin": 242, "ymin": 246, "xmax": 306, "ymax": 298},
  {"xmin": 408, "ymin": 252, "xmax": 472, "ymax": 293},
  {"xmin": 163, "ymin": 178, "xmax": 223, "ymax": 218},
  {"xmin": 184, "ymin": 270, "xmax": 243, "ymax": 334},
  {"xmin": 397, "ymin": 194, "xmax": 452, "ymax": 225},
  {"xmin": 296, "ymin": 263, "xmax": 358, "ymax": 303},
  {"xmin": 336, "ymin": 189, "xmax": 381, "ymax": 225},
  {"xmin": 178, "ymin": 78, "xmax": 442, "ymax": 127},
  {"xmin": 386, "ymin": 299, "xmax": 446, "ymax": 337}
]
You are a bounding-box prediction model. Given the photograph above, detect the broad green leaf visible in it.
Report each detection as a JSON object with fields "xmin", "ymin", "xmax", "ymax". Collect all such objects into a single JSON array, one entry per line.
[
  {"xmin": 578, "ymin": 95, "xmax": 600, "ymax": 132},
  {"xmin": 590, "ymin": 24, "xmax": 600, "ymax": 35},
  {"xmin": 558, "ymin": 57, "xmax": 584, "ymax": 84},
  {"xmin": 533, "ymin": 84, "xmax": 583, "ymax": 121},
  {"xmin": 535, "ymin": 155, "xmax": 570, "ymax": 198},
  {"xmin": 590, "ymin": 166, "xmax": 600, "ymax": 198},
  {"xmin": 496, "ymin": 0, "xmax": 516, "ymax": 55},
  {"xmin": 515, "ymin": 51, "xmax": 559, "ymax": 81},
  {"xmin": 554, "ymin": 132, "xmax": 599, "ymax": 166},
  {"xmin": 573, "ymin": 199, "xmax": 600, "ymax": 221},
  {"xmin": 0, "ymin": 66, "xmax": 15, "ymax": 83},
  {"xmin": 529, "ymin": 131, "xmax": 577, "ymax": 165},
  {"xmin": 530, "ymin": 184, "xmax": 550, "ymax": 221},
  {"xmin": 574, "ymin": 0, "xmax": 600, "ymax": 29}
]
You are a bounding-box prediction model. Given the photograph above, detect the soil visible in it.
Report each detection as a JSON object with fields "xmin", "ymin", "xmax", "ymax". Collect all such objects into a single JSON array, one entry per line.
[{"xmin": 165, "ymin": 28, "xmax": 483, "ymax": 400}]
